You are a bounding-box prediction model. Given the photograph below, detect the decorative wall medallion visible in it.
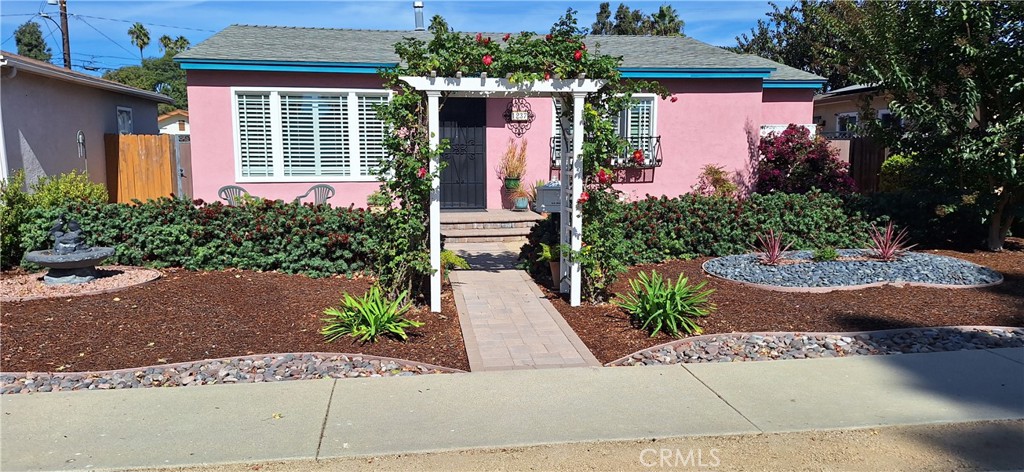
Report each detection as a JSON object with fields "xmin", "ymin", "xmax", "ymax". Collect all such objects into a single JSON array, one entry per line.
[{"xmin": 502, "ymin": 97, "xmax": 535, "ymax": 137}]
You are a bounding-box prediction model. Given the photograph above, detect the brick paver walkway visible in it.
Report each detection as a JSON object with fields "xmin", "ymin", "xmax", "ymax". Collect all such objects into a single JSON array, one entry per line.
[{"xmin": 448, "ymin": 242, "xmax": 601, "ymax": 371}]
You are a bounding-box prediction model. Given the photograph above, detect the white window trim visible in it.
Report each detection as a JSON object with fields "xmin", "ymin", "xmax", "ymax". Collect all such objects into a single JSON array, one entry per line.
[
  {"xmin": 836, "ymin": 112, "xmax": 859, "ymax": 133},
  {"xmin": 116, "ymin": 106, "xmax": 134, "ymax": 134},
  {"xmin": 230, "ymin": 86, "xmax": 391, "ymax": 183},
  {"xmin": 551, "ymin": 94, "xmax": 658, "ymax": 167}
]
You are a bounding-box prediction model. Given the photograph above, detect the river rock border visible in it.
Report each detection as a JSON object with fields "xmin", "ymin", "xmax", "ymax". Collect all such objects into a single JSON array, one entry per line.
[
  {"xmin": 0, "ymin": 352, "xmax": 465, "ymax": 394},
  {"xmin": 608, "ymin": 326, "xmax": 1024, "ymax": 366},
  {"xmin": 701, "ymin": 251, "xmax": 1003, "ymax": 293}
]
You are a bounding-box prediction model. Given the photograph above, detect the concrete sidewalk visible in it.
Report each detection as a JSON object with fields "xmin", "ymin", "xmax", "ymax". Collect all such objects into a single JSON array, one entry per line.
[{"xmin": 2, "ymin": 348, "xmax": 1022, "ymax": 471}]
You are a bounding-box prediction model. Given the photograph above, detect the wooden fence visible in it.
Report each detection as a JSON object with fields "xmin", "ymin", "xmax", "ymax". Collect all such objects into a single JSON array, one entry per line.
[
  {"xmin": 104, "ymin": 134, "xmax": 191, "ymax": 203},
  {"xmin": 848, "ymin": 136, "xmax": 887, "ymax": 193}
]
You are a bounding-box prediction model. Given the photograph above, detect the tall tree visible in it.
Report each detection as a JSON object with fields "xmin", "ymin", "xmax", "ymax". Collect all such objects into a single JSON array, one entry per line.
[
  {"xmin": 594, "ymin": 3, "xmax": 684, "ymax": 36},
  {"xmin": 649, "ymin": 5, "xmax": 684, "ymax": 36},
  {"xmin": 14, "ymin": 21, "xmax": 52, "ymax": 62},
  {"xmin": 591, "ymin": 2, "xmax": 614, "ymax": 35},
  {"xmin": 104, "ymin": 35, "xmax": 190, "ymax": 113},
  {"xmin": 158, "ymin": 34, "xmax": 190, "ymax": 55},
  {"xmin": 841, "ymin": 1, "xmax": 1024, "ymax": 250},
  {"xmin": 733, "ymin": 1, "xmax": 853, "ymax": 90},
  {"xmin": 158, "ymin": 34, "xmax": 174, "ymax": 53},
  {"xmin": 128, "ymin": 22, "xmax": 150, "ymax": 64}
]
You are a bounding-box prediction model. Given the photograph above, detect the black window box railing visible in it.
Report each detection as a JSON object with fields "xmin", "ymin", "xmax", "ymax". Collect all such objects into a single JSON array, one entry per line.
[{"xmin": 550, "ymin": 135, "xmax": 663, "ymax": 169}]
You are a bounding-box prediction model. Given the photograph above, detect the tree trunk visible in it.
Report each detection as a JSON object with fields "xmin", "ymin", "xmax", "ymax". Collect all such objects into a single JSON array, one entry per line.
[{"xmin": 985, "ymin": 192, "xmax": 1012, "ymax": 251}]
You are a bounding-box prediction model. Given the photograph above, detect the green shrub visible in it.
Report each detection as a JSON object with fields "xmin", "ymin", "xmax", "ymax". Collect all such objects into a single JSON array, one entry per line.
[
  {"xmin": 614, "ymin": 270, "xmax": 715, "ymax": 337},
  {"xmin": 18, "ymin": 197, "xmax": 377, "ymax": 277},
  {"xmin": 321, "ymin": 285, "xmax": 422, "ymax": 343},
  {"xmin": 877, "ymin": 154, "xmax": 917, "ymax": 193},
  {"xmin": 29, "ymin": 170, "xmax": 108, "ymax": 208},
  {"xmin": 844, "ymin": 192, "xmax": 983, "ymax": 248},
  {"xmin": 812, "ymin": 247, "xmax": 839, "ymax": 262},
  {"xmin": 1, "ymin": 171, "xmax": 31, "ymax": 269}
]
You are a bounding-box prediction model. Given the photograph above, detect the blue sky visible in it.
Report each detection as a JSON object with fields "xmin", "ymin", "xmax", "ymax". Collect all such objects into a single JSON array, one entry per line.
[{"xmin": 1, "ymin": 0, "xmax": 779, "ymax": 75}]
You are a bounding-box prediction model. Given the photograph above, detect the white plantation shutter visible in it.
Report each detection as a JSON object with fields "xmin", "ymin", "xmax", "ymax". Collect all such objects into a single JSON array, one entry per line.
[
  {"xmin": 280, "ymin": 94, "xmax": 350, "ymax": 177},
  {"xmin": 616, "ymin": 97, "xmax": 655, "ymax": 166},
  {"xmin": 357, "ymin": 94, "xmax": 388, "ymax": 176},
  {"xmin": 236, "ymin": 93, "xmax": 273, "ymax": 177}
]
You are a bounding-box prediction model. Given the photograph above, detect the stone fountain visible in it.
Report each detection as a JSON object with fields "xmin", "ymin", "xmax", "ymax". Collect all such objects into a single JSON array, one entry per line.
[{"xmin": 23, "ymin": 216, "xmax": 115, "ymax": 285}]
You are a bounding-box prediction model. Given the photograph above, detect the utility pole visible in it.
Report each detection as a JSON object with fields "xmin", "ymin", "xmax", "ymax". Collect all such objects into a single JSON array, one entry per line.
[{"xmin": 58, "ymin": 0, "xmax": 71, "ymax": 69}]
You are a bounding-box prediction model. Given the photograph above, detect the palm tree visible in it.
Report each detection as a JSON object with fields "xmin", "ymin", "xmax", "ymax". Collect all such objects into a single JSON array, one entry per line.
[
  {"xmin": 172, "ymin": 36, "xmax": 190, "ymax": 53},
  {"xmin": 649, "ymin": 5, "xmax": 684, "ymax": 36},
  {"xmin": 158, "ymin": 34, "xmax": 173, "ymax": 54},
  {"xmin": 128, "ymin": 22, "xmax": 150, "ymax": 63}
]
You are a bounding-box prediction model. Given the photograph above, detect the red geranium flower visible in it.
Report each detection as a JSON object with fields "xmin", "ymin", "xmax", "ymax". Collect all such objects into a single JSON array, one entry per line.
[
  {"xmin": 578, "ymin": 191, "xmax": 590, "ymax": 204},
  {"xmin": 573, "ymin": 50, "xmax": 583, "ymax": 61},
  {"xmin": 482, "ymin": 55, "xmax": 493, "ymax": 66},
  {"xmin": 632, "ymin": 149, "xmax": 644, "ymax": 164},
  {"xmin": 417, "ymin": 167, "xmax": 427, "ymax": 179}
]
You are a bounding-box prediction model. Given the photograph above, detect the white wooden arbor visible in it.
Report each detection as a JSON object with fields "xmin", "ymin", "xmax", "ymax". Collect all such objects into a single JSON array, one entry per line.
[{"xmin": 400, "ymin": 76, "xmax": 605, "ymax": 312}]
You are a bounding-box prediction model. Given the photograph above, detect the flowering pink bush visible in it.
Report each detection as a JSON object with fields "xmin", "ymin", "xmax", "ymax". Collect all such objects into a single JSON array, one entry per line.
[{"xmin": 754, "ymin": 125, "xmax": 856, "ymax": 195}]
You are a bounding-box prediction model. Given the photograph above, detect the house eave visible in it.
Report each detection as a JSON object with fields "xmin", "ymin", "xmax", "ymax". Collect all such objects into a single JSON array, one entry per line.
[
  {"xmin": 176, "ymin": 58, "xmax": 396, "ymax": 74},
  {"xmin": 1, "ymin": 52, "xmax": 174, "ymax": 104},
  {"xmin": 619, "ymin": 67, "xmax": 774, "ymax": 79},
  {"xmin": 764, "ymin": 80, "xmax": 826, "ymax": 90}
]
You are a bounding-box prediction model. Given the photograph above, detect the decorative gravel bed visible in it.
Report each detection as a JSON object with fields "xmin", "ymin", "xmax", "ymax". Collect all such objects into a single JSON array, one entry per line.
[
  {"xmin": 610, "ymin": 327, "xmax": 1024, "ymax": 366},
  {"xmin": 0, "ymin": 266, "xmax": 162, "ymax": 302},
  {"xmin": 0, "ymin": 353, "xmax": 464, "ymax": 394},
  {"xmin": 703, "ymin": 250, "xmax": 1003, "ymax": 290}
]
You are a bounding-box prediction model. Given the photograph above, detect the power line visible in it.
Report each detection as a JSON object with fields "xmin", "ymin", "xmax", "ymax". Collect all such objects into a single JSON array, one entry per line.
[
  {"xmin": 1, "ymin": 14, "xmax": 39, "ymax": 46},
  {"xmin": 71, "ymin": 14, "xmax": 216, "ymax": 33},
  {"xmin": 39, "ymin": 14, "xmax": 63, "ymax": 59},
  {"xmin": 0, "ymin": 13, "xmax": 40, "ymax": 17},
  {"xmin": 74, "ymin": 15, "xmax": 138, "ymax": 58}
]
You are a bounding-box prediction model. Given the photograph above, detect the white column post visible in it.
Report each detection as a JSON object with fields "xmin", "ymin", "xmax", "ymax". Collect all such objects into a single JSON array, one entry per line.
[
  {"xmin": 568, "ymin": 92, "xmax": 586, "ymax": 307},
  {"xmin": 427, "ymin": 91, "xmax": 442, "ymax": 313}
]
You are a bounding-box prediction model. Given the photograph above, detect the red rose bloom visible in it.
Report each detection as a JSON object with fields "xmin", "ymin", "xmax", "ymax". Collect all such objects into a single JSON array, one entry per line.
[
  {"xmin": 573, "ymin": 50, "xmax": 583, "ymax": 61},
  {"xmin": 502, "ymin": 33, "xmax": 511, "ymax": 42},
  {"xmin": 632, "ymin": 149, "xmax": 644, "ymax": 164},
  {"xmin": 544, "ymin": 72, "xmax": 551, "ymax": 80},
  {"xmin": 597, "ymin": 168, "xmax": 610, "ymax": 184},
  {"xmin": 476, "ymin": 33, "xmax": 483, "ymax": 42},
  {"xmin": 417, "ymin": 167, "xmax": 427, "ymax": 179},
  {"xmin": 482, "ymin": 55, "xmax": 493, "ymax": 66},
  {"xmin": 545, "ymin": 34, "xmax": 552, "ymax": 41},
  {"xmin": 484, "ymin": 37, "xmax": 491, "ymax": 45},
  {"xmin": 578, "ymin": 191, "xmax": 590, "ymax": 204}
]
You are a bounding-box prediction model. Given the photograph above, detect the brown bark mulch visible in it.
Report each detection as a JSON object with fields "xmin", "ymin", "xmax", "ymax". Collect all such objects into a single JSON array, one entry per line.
[
  {"xmin": 545, "ymin": 243, "xmax": 1024, "ymax": 364},
  {"xmin": 0, "ymin": 269, "xmax": 469, "ymax": 372}
]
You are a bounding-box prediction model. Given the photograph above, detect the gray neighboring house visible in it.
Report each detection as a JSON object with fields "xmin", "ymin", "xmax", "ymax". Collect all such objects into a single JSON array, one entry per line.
[{"xmin": 0, "ymin": 51, "xmax": 173, "ymax": 189}]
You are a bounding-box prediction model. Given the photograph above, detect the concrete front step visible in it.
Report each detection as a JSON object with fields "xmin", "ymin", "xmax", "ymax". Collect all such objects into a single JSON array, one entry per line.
[
  {"xmin": 440, "ymin": 210, "xmax": 543, "ymax": 243},
  {"xmin": 442, "ymin": 227, "xmax": 532, "ymax": 244}
]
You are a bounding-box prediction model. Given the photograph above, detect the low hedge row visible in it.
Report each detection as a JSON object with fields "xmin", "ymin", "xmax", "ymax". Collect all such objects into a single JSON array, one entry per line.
[
  {"xmin": 521, "ymin": 191, "xmax": 880, "ymax": 281},
  {"xmin": 19, "ymin": 198, "xmax": 379, "ymax": 277}
]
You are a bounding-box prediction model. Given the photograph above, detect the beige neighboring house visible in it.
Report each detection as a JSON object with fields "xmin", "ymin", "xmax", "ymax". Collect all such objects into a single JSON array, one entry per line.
[
  {"xmin": 0, "ymin": 51, "xmax": 173, "ymax": 189},
  {"xmin": 813, "ymin": 84, "xmax": 894, "ymax": 163},
  {"xmin": 158, "ymin": 109, "xmax": 189, "ymax": 136}
]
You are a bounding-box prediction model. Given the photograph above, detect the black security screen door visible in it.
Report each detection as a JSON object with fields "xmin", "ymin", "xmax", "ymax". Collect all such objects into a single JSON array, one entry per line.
[{"xmin": 440, "ymin": 98, "xmax": 487, "ymax": 209}]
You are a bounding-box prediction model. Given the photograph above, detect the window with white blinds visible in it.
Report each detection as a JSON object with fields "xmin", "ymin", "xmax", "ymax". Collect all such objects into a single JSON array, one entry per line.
[
  {"xmin": 551, "ymin": 95, "xmax": 657, "ymax": 167},
  {"xmin": 232, "ymin": 88, "xmax": 389, "ymax": 181},
  {"xmin": 236, "ymin": 94, "xmax": 273, "ymax": 177}
]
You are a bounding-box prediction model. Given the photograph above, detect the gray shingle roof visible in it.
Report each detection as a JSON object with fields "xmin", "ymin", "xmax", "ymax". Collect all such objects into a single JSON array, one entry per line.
[{"xmin": 177, "ymin": 25, "xmax": 823, "ymax": 82}]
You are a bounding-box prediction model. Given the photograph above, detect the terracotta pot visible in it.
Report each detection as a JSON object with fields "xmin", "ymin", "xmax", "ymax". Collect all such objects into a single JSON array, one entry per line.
[{"xmin": 548, "ymin": 261, "xmax": 560, "ymax": 288}]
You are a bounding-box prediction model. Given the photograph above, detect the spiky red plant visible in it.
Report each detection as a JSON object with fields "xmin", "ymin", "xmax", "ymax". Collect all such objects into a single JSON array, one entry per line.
[
  {"xmin": 754, "ymin": 229, "xmax": 792, "ymax": 265},
  {"xmin": 867, "ymin": 222, "xmax": 916, "ymax": 261}
]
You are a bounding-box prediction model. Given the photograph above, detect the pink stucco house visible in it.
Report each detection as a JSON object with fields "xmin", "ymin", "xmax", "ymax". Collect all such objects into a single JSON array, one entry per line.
[{"xmin": 176, "ymin": 25, "xmax": 823, "ymax": 209}]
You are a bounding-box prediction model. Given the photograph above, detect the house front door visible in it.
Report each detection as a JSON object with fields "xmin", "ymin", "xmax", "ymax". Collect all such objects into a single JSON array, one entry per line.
[{"xmin": 439, "ymin": 98, "xmax": 487, "ymax": 209}]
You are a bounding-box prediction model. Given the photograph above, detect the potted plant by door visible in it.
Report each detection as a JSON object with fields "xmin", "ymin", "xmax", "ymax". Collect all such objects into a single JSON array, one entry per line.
[
  {"xmin": 497, "ymin": 138, "xmax": 527, "ymax": 189},
  {"xmin": 538, "ymin": 242, "xmax": 561, "ymax": 288},
  {"xmin": 509, "ymin": 185, "xmax": 530, "ymax": 211}
]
